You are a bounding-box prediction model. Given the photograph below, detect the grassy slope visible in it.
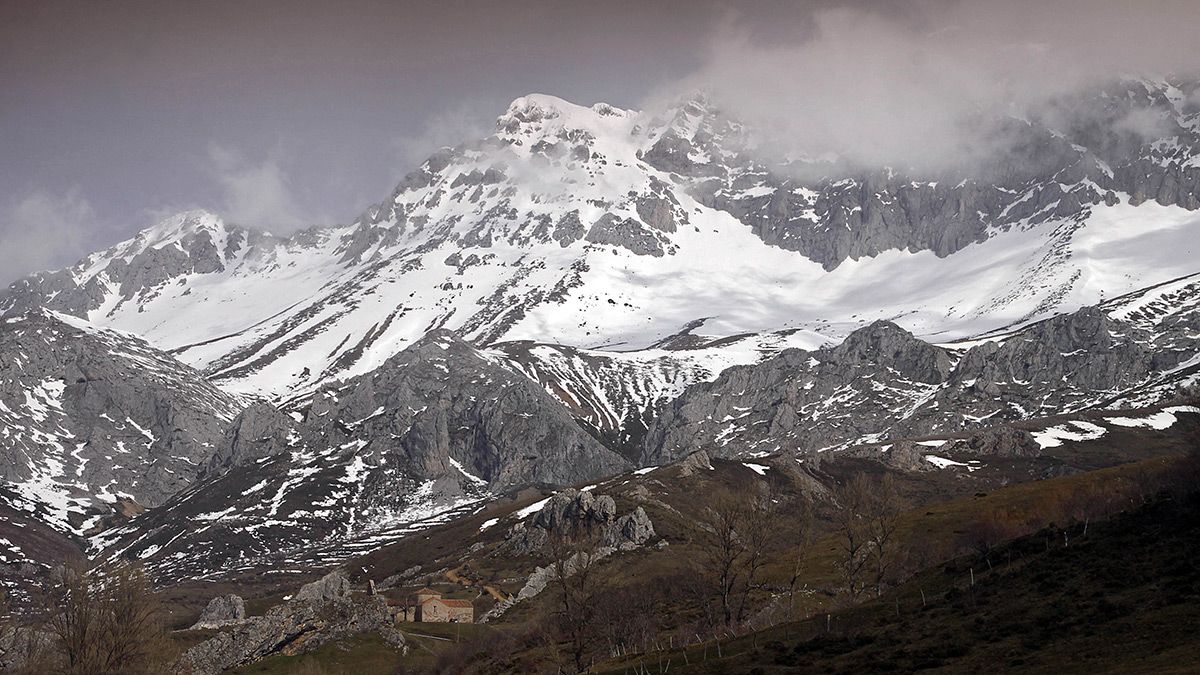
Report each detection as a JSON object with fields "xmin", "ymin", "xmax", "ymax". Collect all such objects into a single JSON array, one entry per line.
[
  {"xmin": 319, "ymin": 451, "xmax": 1193, "ymax": 673},
  {"xmin": 600, "ymin": 488, "xmax": 1200, "ymax": 674}
]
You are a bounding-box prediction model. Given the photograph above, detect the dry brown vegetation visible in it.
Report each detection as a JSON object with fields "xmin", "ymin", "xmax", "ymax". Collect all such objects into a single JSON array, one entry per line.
[
  {"xmin": 1, "ymin": 562, "xmax": 173, "ymax": 675},
  {"xmin": 520, "ymin": 449, "xmax": 1200, "ymax": 674},
  {"xmin": 600, "ymin": 457, "xmax": 1200, "ymax": 674},
  {"xmin": 694, "ymin": 489, "xmax": 776, "ymax": 627}
]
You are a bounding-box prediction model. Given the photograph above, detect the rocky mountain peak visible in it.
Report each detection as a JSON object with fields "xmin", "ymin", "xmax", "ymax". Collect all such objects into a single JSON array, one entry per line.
[
  {"xmin": 496, "ymin": 93, "xmax": 634, "ymax": 147},
  {"xmin": 136, "ymin": 209, "xmax": 226, "ymax": 246},
  {"xmin": 833, "ymin": 320, "xmax": 952, "ymax": 384},
  {"xmin": 3, "ymin": 80, "xmax": 1198, "ymax": 403}
]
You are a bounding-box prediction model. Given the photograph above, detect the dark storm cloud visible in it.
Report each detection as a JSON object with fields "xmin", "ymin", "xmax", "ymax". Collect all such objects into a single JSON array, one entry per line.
[{"xmin": 2, "ymin": 0, "xmax": 1199, "ymax": 283}]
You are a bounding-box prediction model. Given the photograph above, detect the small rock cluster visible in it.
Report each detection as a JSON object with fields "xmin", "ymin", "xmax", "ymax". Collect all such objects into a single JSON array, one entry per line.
[
  {"xmin": 179, "ymin": 571, "xmax": 405, "ymax": 675},
  {"xmin": 188, "ymin": 594, "xmax": 246, "ymax": 629},
  {"xmin": 502, "ymin": 489, "xmax": 655, "ymax": 556}
]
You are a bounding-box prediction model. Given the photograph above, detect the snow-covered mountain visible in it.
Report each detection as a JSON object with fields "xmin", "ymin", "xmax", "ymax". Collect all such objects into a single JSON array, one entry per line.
[
  {"xmin": 0, "ymin": 310, "xmax": 242, "ymax": 535},
  {"xmin": 643, "ymin": 276, "xmax": 1200, "ymax": 463},
  {"xmin": 85, "ymin": 298, "xmax": 1200, "ymax": 583},
  {"xmin": 4, "ymin": 80, "xmax": 1198, "ymax": 405},
  {"xmin": 1, "ymin": 78, "xmax": 1199, "ymax": 586}
]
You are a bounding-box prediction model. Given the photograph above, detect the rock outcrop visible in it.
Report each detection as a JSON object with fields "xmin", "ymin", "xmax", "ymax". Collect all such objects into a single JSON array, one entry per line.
[
  {"xmin": 0, "ymin": 310, "xmax": 242, "ymax": 534},
  {"xmin": 585, "ymin": 213, "xmax": 667, "ymax": 257},
  {"xmin": 190, "ymin": 594, "xmax": 247, "ymax": 629},
  {"xmin": 179, "ymin": 575, "xmax": 404, "ymax": 675},
  {"xmin": 675, "ymin": 450, "xmax": 714, "ymax": 476},
  {"xmin": 502, "ymin": 489, "xmax": 656, "ymax": 555},
  {"xmin": 484, "ymin": 492, "xmax": 656, "ymax": 622},
  {"xmin": 294, "ymin": 570, "xmax": 352, "ymax": 604},
  {"xmin": 642, "ymin": 304, "xmax": 1188, "ymax": 463}
]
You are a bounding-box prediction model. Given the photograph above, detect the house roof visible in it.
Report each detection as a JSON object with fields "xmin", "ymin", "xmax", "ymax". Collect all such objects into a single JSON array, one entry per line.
[
  {"xmin": 414, "ymin": 587, "xmax": 440, "ymax": 595},
  {"xmin": 438, "ymin": 599, "xmax": 473, "ymax": 608}
]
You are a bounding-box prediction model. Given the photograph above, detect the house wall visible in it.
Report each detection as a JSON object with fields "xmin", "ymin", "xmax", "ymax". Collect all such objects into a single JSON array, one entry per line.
[
  {"xmin": 420, "ymin": 598, "xmax": 473, "ymax": 623},
  {"xmin": 390, "ymin": 595, "xmax": 474, "ymax": 624}
]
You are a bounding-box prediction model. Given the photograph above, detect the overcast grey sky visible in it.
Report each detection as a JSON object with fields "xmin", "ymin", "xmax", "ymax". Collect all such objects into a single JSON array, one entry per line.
[
  {"xmin": 0, "ymin": 0, "xmax": 821, "ymax": 282},
  {"xmin": 2, "ymin": 0, "xmax": 1199, "ymax": 284}
]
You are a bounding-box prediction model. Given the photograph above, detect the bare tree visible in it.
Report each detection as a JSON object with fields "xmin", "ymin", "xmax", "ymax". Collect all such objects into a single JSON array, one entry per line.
[
  {"xmin": 785, "ymin": 496, "xmax": 815, "ymax": 618},
  {"xmin": 831, "ymin": 472, "xmax": 906, "ymax": 599},
  {"xmin": 545, "ymin": 527, "xmax": 605, "ymax": 674},
  {"xmin": 695, "ymin": 489, "xmax": 776, "ymax": 627},
  {"xmin": 832, "ymin": 474, "xmax": 873, "ymax": 600},
  {"xmin": 45, "ymin": 562, "xmax": 169, "ymax": 675},
  {"xmin": 697, "ymin": 492, "xmax": 745, "ymax": 627},
  {"xmin": 866, "ymin": 473, "xmax": 903, "ymax": 596},
  {"xmin": 959, "ymin": 509, "xmax": 1020, "ymax": 570},
  {"xmin": 593, "ymin": 580, "xmax": 664, "ymax": 658},
  {"xmin": 734, "ymin": 493, "xmax": 776, "ymax": 624}
]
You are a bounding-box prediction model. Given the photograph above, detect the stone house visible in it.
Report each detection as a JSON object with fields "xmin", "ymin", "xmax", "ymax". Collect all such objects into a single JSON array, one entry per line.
[{"xmin": 390, "ymin": 588, "xmax": 474, "ymax": 623}]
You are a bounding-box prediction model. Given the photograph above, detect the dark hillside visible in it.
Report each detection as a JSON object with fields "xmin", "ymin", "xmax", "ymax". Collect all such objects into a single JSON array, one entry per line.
[{"xmin": 603, "ymin": 478, "xmax": 1200, "ymax": 674}]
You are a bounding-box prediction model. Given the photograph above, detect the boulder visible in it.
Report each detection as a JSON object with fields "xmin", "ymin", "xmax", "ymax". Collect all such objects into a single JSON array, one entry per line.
[
  {"xmin": 674, "ymin": 450, "xmax": 713, "ymax": 477},
  {"xmin": 293, "ymin": 570, "xmax": 351, "ymax": 604},
  {"xmin": 189, "ymin": 594, "xmax": 246, "ymax": 629},
  {"xmin": 610, "ymin": 507, "xmax": 655, "ymax": 549}
]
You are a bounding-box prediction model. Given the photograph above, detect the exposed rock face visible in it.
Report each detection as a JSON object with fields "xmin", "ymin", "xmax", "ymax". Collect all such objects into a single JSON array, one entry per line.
[
  {"xmin": 644, "ymin": 81, "xmax": 1200, "ymax": 270},
  {"xmin": 190, "ymin": 594, "xmax": 247, "ymax": 629},
  {"xmin": 833, "ymin": 320, "xmax": 953, "ymax": 385},
  {"xmin": 179, "ymin": 588, "xmax": 404, "ymax": 675},
  {"xmin": 675, "ymin": 450, "xmax": 714, "ymax": 476},
  {"xmin": 950, "ymin": 307, "xmax": 1154, "ymax": 409},
  {"xmin": 642, "ymin": 303, "xmax": 1192, "ymax": 463},
  {"xmin": 206, "ymin": 403, "xmax": 299, "ymax": 473},
  {"xmin": 294, "ymin": 571, "xmax": 351, "ymax": 604},
  {"xmin": 93, "ymin": 331, "xmax": 633, "ymax": 583},
  {"xmin": 585, "ymin": 213, "xmax": 667, "ymax": 257},
  {"xmin": 877, "ymin": 441, "xmax": 942, "ymax": 472},
  {"xmin": 502, "ymin": 489, "xmax": 656, "ymax": 555},
  {"xmin": 0, "ymin": 311, "xmax": 242, "ymax": 534},
  {"xmin": 848, "ymin": 427, "xmax": 1042, "ymax": 473},
  {"xmin": 290, "ymin": 330, "xmax": 632, "ymax": 491},
  {"xmin": 615, "ymin": 506, "xmax": 655, "ymax": 546},
  {"xmin": 492, "ymin": 340, "xmax": 733, "ymax": 459},
  {"xmin": 944, "ymin": 428, "xmax": 1043, "ymax": 459},
  {"xmin": 642, "ymin": 320, "xmax": 957, "ymax": 461}
]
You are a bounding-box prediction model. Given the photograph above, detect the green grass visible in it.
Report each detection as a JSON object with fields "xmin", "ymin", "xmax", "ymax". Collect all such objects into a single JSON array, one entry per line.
[{"xmin": 227, "ymin": 633, "xmax": 404, "ymax": 675}]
